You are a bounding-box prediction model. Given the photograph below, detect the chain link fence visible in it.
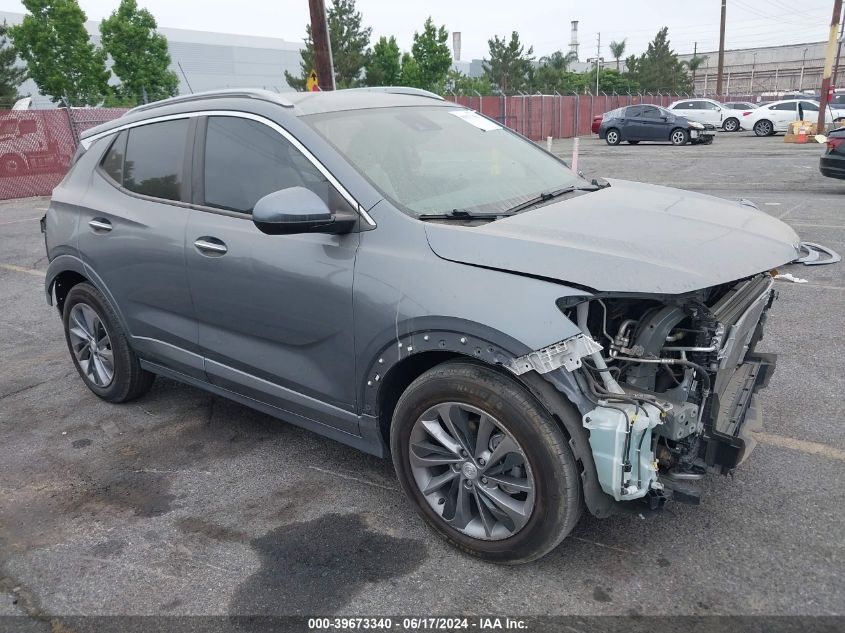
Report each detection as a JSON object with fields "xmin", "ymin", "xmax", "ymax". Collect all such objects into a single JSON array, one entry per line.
[
  {"xmin": 0, "ymin": 106, "xmax": 126, "ymax": 201},
  {"xmin": 0, "ymin": 92, "xmax": 766, "ymax": 202}
]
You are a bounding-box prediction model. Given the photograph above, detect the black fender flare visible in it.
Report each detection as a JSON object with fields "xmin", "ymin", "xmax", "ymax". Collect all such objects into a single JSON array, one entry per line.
[
  {"xmin": 44, "ymin": 255, "xmax": 133, "ymax": 337},
  {"xmin": 360, "ymin": 317, "xmax": 616, "ymax": 519}
]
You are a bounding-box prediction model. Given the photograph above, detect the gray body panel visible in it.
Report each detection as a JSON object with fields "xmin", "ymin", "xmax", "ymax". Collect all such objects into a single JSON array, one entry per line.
[
  {"xmin": 184, "ymin": 209, "xmax": 360, "ymax": 421},
  {"xmin": 425, "ymin": 179, "xmax": 800, "ymax": 294}
]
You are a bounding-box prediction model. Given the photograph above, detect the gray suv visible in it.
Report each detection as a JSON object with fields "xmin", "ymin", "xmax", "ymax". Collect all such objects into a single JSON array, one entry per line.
[{"xmin": 43, "ymin": 88, "xmax": 801, "ymax": 563}]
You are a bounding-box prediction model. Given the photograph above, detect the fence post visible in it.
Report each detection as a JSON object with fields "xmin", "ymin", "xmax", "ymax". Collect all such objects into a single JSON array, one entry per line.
[
  {"xmin": 62, "ymin": 98, "xmax": 80, "ymax": 148},
  {"xmin": 553, "ymin": 90, "xmax": 561, "ymax": 138},
  {"xmin": 538, "ymin": 92, "xmax": 544, "ymax": 140},
  {"xmin": 473, "ymin": 90, "xmax": 482, "ymax": 113},
  {"xmin": 497, "ymin": 90, "xmax": 507, "ymax": 127},
  {"xmin": 571, "ymin": 91, "xmax": 580, "ymax": 138}
]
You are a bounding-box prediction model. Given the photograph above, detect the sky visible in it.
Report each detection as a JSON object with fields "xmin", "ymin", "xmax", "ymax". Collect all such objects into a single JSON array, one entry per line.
[{"xmin": 0, "ymin": 0, "xmax": 839, "ymax": 60}]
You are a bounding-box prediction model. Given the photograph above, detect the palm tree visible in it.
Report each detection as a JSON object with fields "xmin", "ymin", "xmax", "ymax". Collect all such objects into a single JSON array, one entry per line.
[
  {"xmin": 683, "ymin": 54, "xmax": 709, "ymax": 88},
  {"xmin": 609, "ymin": 39, "xmax": 626, "ymax": 71},
  {"xmin": 539, "ymin": 50, "xmax": 578, "ymax": 71}
]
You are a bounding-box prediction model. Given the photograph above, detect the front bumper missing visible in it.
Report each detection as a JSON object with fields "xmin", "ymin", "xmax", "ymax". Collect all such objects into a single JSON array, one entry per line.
[{"xmin": 703, "ymin": 352, "xmax": 776, "ymax": 473}]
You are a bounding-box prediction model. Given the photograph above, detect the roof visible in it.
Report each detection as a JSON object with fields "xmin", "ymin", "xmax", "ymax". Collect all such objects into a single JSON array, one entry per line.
[{"xmin": 80, "ymin": 87, "xmax": 452, "ymax": 142}]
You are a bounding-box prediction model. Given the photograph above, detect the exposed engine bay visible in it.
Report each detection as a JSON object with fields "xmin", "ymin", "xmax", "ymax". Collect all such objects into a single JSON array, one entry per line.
[{"xmin": 557, "ymin": 272, "xmax": 777, "ymax": 508}]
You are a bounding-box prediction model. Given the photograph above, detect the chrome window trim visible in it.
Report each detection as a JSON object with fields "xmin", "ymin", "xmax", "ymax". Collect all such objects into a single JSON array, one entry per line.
[{"xmin": 81, "ymin": 110, "xmax": 376, "ymax": 227}]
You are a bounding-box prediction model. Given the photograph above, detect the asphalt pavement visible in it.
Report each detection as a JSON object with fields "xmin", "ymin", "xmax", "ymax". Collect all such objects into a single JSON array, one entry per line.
[{"xmin": 0, "ymin": 132, "xmax": 843, "ymax": 624}]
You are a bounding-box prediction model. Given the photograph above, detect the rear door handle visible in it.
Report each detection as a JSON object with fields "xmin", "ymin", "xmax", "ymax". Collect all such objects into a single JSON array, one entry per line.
[
  {"xmin": 88, "ymin": 218, "xmax": 112, "ymax": 232},
  {"xmin": 194, "ymin": 237, "xmax": 228, "ymax": 256}
]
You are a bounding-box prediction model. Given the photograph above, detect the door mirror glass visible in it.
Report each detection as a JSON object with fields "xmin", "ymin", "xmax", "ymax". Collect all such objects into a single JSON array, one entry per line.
[{"xmin": 252, "ymin": 187, "xmax": 355, "ymax": 235}]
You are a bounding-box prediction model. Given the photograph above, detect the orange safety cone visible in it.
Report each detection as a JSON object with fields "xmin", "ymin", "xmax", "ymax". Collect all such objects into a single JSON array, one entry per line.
[{"xmin": 797, "ymin": 123, "xmax": 807, "ymax": 143}]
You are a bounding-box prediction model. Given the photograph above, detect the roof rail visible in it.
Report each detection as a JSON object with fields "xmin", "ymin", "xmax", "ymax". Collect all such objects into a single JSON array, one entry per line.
[
  {"xmin": 125, "ymin": 88, "xmax": 294, "ymax": 116},
  {"xmin": 340, "ymin": 86, "xmax": 444, "ymax": 101}
]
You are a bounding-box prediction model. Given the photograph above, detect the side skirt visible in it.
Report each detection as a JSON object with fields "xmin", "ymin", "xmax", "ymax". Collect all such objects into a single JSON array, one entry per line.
[{"xmin": 139, "ymin": 360, "xmax": 388, "ymax": 458}]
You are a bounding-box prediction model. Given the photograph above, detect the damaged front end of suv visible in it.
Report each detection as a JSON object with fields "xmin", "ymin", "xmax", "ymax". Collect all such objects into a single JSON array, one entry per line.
[{"xmin": 524, "ymin": 272, "xmax": 778, "ymax": 511}]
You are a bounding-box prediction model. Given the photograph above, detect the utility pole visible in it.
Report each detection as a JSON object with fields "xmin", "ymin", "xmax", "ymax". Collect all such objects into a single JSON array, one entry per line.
[
  {"xmin": 750, "ymin": 52, "xmax": 756, "ymax": 95},
  {"xmin": 833, "ymin": 7, "xmax": 844, "ymax": 88},
  {"xmin": 800, "ymin": 47, "xmax": 808, "ymax": 91},
  {"xmin": 308, "ymin": 0, "xmax": 335, "ymax": 90},
  {"xmin": 596, "ymin": 32, "xmax": 601, "ymax": 95},
  {"xmin": 716, "ymin": 0, "xmax": 727, "ymax": 95},
  {"xmin": 818, "ymin": 0, "xmax": 843, "ymax": 131}
]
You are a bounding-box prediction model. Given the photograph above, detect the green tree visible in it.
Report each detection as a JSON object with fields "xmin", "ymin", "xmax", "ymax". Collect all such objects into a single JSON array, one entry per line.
[
  {"xmin": 10, "ymin": 0, "xmax": 109, "ymax": 105},
  {"xmin": 0, "ymin": 20, "xmax": 27, "ymax": 107},
  {"xmin": 682, "ymin": 54, "xmax": 709, "ymax": 88},
  {"xmin": 365, "ymin": 35, "xmax": 401, "ymax": 86},
  {"xmin": 398, "ymin": 52, "xmax": 419, "ymax": 87},
  {"xmin": 624, "ymin": 27, "xmax": 691, "ymax": 93},
  {"xmin": 100, "ymin": 0, "xmax": 178, "ymax": 105},
  {"xmin": 285, "ymin": 0, "xmax": 372, "ymax": 90},
  {"xmin": 609, "ymin": 39, "xmax": 626, "ymax": 71},
  {"xmin": 539, "ymin": 50, "xmax": 577, "ymax": 71},
  {"xmin": 483, "ymin": 32, "xmax": 534, "ymax": 94},
  {"xmin": 407, "ymin": 17, "xmax": 451, "ymax": 92},
  {"xmin": 444, "ymin": 69, "xmax": 493, "ymax": 95}
]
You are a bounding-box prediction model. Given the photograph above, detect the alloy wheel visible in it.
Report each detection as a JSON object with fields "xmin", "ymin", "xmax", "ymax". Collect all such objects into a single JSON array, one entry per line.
[
  {"xmin": 606, "ymin": 130, "xmax": 619, "ymax": 144},
  {"xmin": 671, "ymin": 130, "xmax": 687, "ymax": 145},
  {"xmin": 408, "ymin": 402, "xmax": 535, "ymax": 541},
  {"xmin": 68, "ymin": 302, "xmax": 115, "ymax": 387},
  {"xmin": 723, "ymin": 118, "xmax": 738, "ymax": 132},
  {"xmin": 755, "ymin": 120, "xmax": 772, "ymax": 136}
]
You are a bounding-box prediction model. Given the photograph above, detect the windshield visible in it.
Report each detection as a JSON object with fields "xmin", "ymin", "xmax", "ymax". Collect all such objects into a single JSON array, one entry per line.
[{"xmin": 305, "ymin": 105, "xmax": 582, "ymax": 216}]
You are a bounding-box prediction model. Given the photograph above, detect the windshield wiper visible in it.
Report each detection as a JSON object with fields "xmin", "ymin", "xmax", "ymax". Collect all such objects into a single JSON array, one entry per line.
[
  {"xmin": 418, "ymin": 208, "xmax": 506, "ymax": 221},
  {"xmin": 503, "ymin": 185, "xmax": 600, "ymax": 215}
]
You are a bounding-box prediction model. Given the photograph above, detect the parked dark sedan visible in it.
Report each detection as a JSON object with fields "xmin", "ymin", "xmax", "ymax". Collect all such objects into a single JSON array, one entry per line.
[
  {"xmin": 820, "ymin": 127, "xmax": 845, "ymax": 179},
  {"xmin": 598, "ymin": 104, "xmax": 715, "ymax": 146}
]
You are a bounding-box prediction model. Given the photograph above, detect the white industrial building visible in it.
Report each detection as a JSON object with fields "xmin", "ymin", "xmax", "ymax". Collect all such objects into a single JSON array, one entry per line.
[{"xmin": 678, "ymin": 41, "xmax": 831, "ymax": 96}]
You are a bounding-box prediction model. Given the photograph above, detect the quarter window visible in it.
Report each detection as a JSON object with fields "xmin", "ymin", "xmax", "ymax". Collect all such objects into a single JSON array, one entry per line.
[
  {"xmin": 202, "ymin": 116, "xmax": 347, "ymax": 215},
  {"xmin": 122, "ymin": 119, "xmax": 189, "ymax": 202},
  {"xmin": 100, "ymin": 130, "xmax": 127, "ymax": 185}
]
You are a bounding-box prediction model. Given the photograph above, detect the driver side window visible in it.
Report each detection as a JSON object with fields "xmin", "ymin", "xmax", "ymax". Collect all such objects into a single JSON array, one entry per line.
[{"xmin": 201, "ymin": 116, "xmax": 351, "ymax": 215}]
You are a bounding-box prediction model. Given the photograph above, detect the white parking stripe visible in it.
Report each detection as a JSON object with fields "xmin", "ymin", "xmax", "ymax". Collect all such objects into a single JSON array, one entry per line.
[
  {"xmin": 0, "ymin": 263, "xmax": 46, "ymax": 277},
  {"xmin": 752, "ymin": 432, "xmax": 845, "ymax": 462}
]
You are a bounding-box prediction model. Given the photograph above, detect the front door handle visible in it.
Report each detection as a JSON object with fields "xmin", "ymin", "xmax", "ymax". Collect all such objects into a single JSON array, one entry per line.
[
  {"xmin": 88, "ymin": 218, "xmax": 112, "ymax": 232},
  {"xmin": 194, "ymin": 237, "xmax": 228, "ymax": 256}
]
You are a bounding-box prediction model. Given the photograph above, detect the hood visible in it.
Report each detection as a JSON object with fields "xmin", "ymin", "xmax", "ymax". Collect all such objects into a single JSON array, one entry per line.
[{"xmin": 424, "ymin": 179, "xmax": 800, "ymax": 294}]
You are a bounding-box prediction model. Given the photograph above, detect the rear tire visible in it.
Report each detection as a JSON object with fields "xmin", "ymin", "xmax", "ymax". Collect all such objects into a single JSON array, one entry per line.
[
  {"xmin": 670, "ymin": 128, "xmax": 688, "ymax": 145},
  {"xmin": 605, "ymin": 128, "xmax": 621, "ymax": 145},
  {"xmin": 62, "ymin": 283, "xmax": 155, "ymax": 403},
  {"xmin": 722, "ymin": 117, "xmax": 739, "ymax": 132},
  {"xmin": 390, "ymin": 361, "xmax": 582, "ymax": 564},
  {"xmin": 754, "ymin": 119, "xmax": 774, "ymax": 136},
  {"xmin": 0, "ymin": 153, "xmax": 25, "ymax": 176}
]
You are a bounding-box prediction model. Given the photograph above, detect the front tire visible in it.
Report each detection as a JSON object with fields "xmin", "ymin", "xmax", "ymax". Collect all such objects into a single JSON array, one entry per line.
[
  {"xmin": 670, "ymin": 128, "xmax": 688, "ymax": 145},
  {"xmin": 62, "ymin": 283, "xmax": 155, "ymax": 403},
  {"xmin": 723, "ymin": 117, "xmax": 739, "ymax": 132},
  {"xmin": 390, "ymin": 361, "xmax": 582, "ymax": 564},
  {"xmin": 754, "ymin": 119, "xmax": 774, "ymax": 136},
  {"xmin": 605, "ymin": 128, "xmax": 621, "ymax": 145}
]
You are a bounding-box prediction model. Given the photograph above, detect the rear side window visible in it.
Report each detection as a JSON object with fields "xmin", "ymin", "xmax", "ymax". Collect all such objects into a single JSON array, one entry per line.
[
  {"xmin": 770, "ymin": 102, "xmax": 796, "ymax": 111},
  {"xmin": 626, "ymin": 106, "xmax": 643, "ymax": 117},
  {"xmin": 101, "ymin": 130, "xmax": 127, "ymax": 184},
  {"xmin": 122, "ymin": 119, "xmax": 189, "ymax": 202},
  {"xmin": 202, "ymin": 116, "xmax": 347, "ymax": 215}
]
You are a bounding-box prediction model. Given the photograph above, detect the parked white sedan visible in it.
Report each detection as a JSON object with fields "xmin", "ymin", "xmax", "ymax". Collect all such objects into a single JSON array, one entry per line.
[{"xmin": 741, "ymin": 99, "xmax": 845, "ymax": 136}]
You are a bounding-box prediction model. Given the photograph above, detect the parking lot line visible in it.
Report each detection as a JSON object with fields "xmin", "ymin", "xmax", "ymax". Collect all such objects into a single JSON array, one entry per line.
[
  {"xmin": 306, "ymin": 465, "xmax": 400, "ymax": 491},
  {"xmin": 753, "ymin": 432, "xmax": 845, "ymax": 461},
  {"xmin": 0, "ymin": 263, "xmax": 46, "ymax": 277},
  {"xmin": 0, "ymin": 216, "xmax": 44, "ymax": 226}
]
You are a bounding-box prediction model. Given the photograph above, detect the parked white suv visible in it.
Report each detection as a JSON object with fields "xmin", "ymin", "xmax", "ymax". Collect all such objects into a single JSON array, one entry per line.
[{"xmin": 668, "ymin": 98, "xmax": 730, "ymax": 130}]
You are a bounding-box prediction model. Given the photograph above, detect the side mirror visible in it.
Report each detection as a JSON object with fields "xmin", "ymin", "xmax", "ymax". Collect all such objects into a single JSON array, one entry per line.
[{"xmin": 252, "ymin": 187, "xmax": 356, "ymax": 236}]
